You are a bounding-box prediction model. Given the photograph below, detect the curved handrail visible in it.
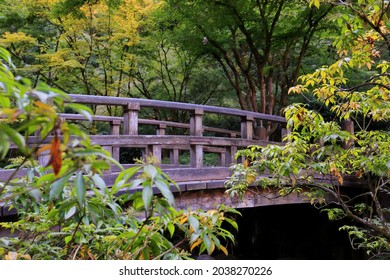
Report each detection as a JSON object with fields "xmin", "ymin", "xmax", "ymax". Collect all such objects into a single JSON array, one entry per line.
[{"xmin": 68, "ymin": 94, "xmax": 287, "ymax": 124}]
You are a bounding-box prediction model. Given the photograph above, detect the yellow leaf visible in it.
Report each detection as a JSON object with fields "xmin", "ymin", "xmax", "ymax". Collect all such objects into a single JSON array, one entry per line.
[
  {"xmin": 219, "ymin": 245, "xmax": 228, "ymax": 256},
  {"xmin": 34, "ymin": 101, "xmax": 56, "ymax": 115},
  {"xmin": 243, "ymin": 158, "xmax": 251, "ymax": 169},
  {"xmin": 5, "ymin": 251, "xmax": 18, "ymax": 260},
  {"xmin": 179, "ymin": 215, "xmax": 188, "ymax": 225},
  {"xmin": 37, "ymin": 144, "xmax": 51, "ymax": 155},
  {"xmin": 20, "ymin": 254, "xmax": 31, "ymax": 260},
  {"xmin": 337, "ymin": 175, "xmax": 343, "ymax": 185},
  {"xmin": 210, "ymin": 241, "xmax": 215, "ymax": 255},
  {"xmin": 206, "ymin": 210, "xmax": 218, "ymax": 215},
  {"xmin": 190, "ymin": 238, "xmax": 203, "ymax": 252},
  {"xmin": 245, "ymin": 173, "xmax": 256, "ymax": 184}
]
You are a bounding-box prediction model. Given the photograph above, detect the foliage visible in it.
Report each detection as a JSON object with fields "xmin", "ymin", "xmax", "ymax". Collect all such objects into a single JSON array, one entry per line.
[
  {"xmin": 161, "ymin": 0, "xmax": 334, "ymax": 130},
  {"xmin": 227, "ymin": 0, "xmax": 390, "ymax": 258},
  {"xmin": 0, "ymin": 47, "xmax": 238, "ymax": 260}
]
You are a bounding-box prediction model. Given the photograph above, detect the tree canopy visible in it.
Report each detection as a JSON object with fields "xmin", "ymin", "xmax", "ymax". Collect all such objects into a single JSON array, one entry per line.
[{"xmin": 227, "ymin": 0, "xmax": 390, "ymax": 258}]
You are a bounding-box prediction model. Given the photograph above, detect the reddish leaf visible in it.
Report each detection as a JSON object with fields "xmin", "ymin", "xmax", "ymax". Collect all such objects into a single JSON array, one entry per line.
[{"xmin": 49, "ymin": 131, "xmax": 62, "ymax": 176}]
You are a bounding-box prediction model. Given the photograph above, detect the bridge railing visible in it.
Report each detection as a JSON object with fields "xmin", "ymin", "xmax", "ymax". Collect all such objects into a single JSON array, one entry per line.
[
  {"xmin": 1, "ymin": 94, "xmax": 288, "ymax": 173},
  {"xmin": 63, "ymin": 95, "xmax": 287, "ymax": 168}
]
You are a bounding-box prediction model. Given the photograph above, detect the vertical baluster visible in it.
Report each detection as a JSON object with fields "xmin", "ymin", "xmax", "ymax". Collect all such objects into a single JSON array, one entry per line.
[
  {"xmin": 110, "ymin": 119, "xmax": 121, "ymax": 161},
  {"xmin": 190, "ymin": 108, "xmax": 204, "ymax": 168}
]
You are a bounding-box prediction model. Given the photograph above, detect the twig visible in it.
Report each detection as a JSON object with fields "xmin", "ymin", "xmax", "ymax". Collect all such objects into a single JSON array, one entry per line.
[{"xmin": 152, "ymin": 238, "xmax": 188, "ymax": 260}]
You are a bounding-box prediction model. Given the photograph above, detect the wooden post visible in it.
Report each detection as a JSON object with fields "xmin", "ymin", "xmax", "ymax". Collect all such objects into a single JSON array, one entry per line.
[
  {"xmin": 123, "ymin": 102, "xmax": 140, "ymax": 135},
  {"xmin": 110, "ymin": 119, "xmax": 121, "ymax": 161},
  {"xmin": 190, "ymin": 109, "xmax": 204, "ymax": 168},
  {"xmin": 190, "ymin": 108, "xmax": 204, "ymax": 136},
  {"xmin": 241, "ymin": 115, "xmax": 253, "ymax": 140},
  {"xmin": 156, "ymin": 124, "xmax": 166, "ymax": 135},
  {"xmin": 170, "ymin": 149, "xmax": 179, "ymax": 165},
  {"xmin": 341, "ymin": 119, "xmax": 354, "ymax": 149},
  {"xmin": 148, "ymin": 144, "xmax": 162, "ymax": 165},
  {"xmin": 255, "ymin": 125, "xmax": 268, "ymax": 141},
  {"xmin": 190, "ymin": 144, "xmax": 203, "ymax": 168},
  {"xmin": 225, "ymin": 145, "xmax": 237, "ymax": 166},
  {"xmin": 218, "ymin": 152, "xmax": 226, "ymax": 166}
]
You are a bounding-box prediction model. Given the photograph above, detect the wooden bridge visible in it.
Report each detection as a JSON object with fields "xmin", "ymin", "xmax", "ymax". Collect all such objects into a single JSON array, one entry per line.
[{"xmin": 0, "ymin": 95, "xmax": 331, "ymax": 216}]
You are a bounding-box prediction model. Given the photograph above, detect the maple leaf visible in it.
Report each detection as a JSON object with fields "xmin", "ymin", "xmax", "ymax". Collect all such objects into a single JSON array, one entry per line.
[{"xmin": 48, "ymin": 130, "xmax": 62, "ymax": 176}]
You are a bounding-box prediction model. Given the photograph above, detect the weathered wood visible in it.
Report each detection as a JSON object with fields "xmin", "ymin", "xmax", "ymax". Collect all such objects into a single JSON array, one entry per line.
[
  {"xmin": 241, "ymin": 115, "xmax": 254, "ymax": 140},
  {"xmin": 110, "ymin": 119, "xmax": 121, "ymax": 161},
  {"xmin": 255, "ymin": 125, "xmax": 268, "ymax": 141},
  {"xmin": 123, "ymin": 102, "xmax": 140, "ymax": 135},
  {"xmin": 156, "ymin": 124, "xmax": 166, "ymax": 136},
  {"xmin": 148, "ymin": 144, "xmax": 162, "ymax": 164},
  {"xmin": 170, "ymin": 149, "xmax": 179, "ymax": 165},
  {"xmin": 174, "ymin": 187, "xmax": 309, "ymax": 210},
  {"xmin": 341, "ymin": 119, "xmax": 354, "ymax": 149},
  {"xmin": 190, "ymin": 108, "xmax": 204, "ymax": 137},
  {"xmin": 225, "ymin": 145, "xmax": 238, "ymax": 166},
  {"xmin": 190, "ymin": 144, "xmax": 203, "ymax": 168},
  {"xmin": 68, "ymin": 94, "xmax": 287, "ymax": 124},
  {"xmin": 60, "ymin": 113, "xmax": 241, "ymax": 138}
]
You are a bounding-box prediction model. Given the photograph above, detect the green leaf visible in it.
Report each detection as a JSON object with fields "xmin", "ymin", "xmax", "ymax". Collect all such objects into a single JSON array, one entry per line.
[
  {"xmin": 142, "ymin": 184, "xmax": 153, "ymax": 211},
  {"xmin": 28, "ymin": 188, "xmax": 41, "ymax": 202},
  {"xmin": 64, "ymin": 206, "xmax": 76, "ymax": 220},
  {"xmin": 49, "ymin": 174, "xmax": 71, "ymax": 201},
  {"xmin": 203, "ymin": 233, "xmax": 212, "ymax": 254},
  {"xmin": 133, "ymin": 196, "xmax": 144, "ymax": 210},
  {"xmin": 188, "ymin": 215, "xmax": 199, "ymax": 233},
  {"xmin": 64, "ymin": 235, "xmax": 72, "ymax": 245},
  {"xmin": 224, "ymin": 217, "xmax": 239, "ymax": 231},
  {"xmin": 144, "ymin": 165, "xmax": 158, "ymax": 179},
  {"xmin": 65, "ymin": 103, "xmax": 93, "ymax": 122},
  {"xmin": 75, "ymin": 171, "xmax": 86, "ymax": 207},
  {"xmin": 0, "ymin": 131, "xmax": 10, "ymax": 159},
  {"xmin": 0, "ymin": 123, "xmax": 26, "ymax": 153},
  {"xmin": 91, "ymin": 174, "xmax": 106, "ymax": 193},
  {"xmin": 167, "ymin": 222, "xmax": 175, "ymax": 237},
  {"xmin": 0, "ymin": 94, "xmax": 10, "ymax": 108},
  {"xmin": 73, "ymin": 149, "xmax": 123, "ymax": 170},
  {"xmin": 155, "ymin": 178, "xmax": 175, "ymax": 206}
]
